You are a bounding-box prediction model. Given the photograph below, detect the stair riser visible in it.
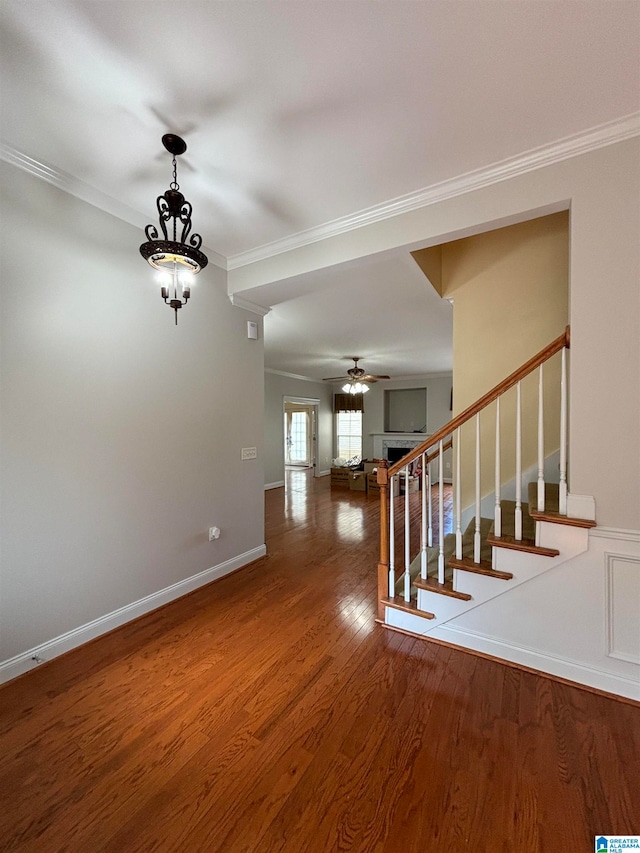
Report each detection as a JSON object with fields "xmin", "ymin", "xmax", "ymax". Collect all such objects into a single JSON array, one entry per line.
[
  {"xmin": 384, "ymin": 605, "xmax": 434, "ymax": 636},
  {"xmin": 452, "ymin": 570, "xmax": 512, "ymax": 603},
  {"xmin": 416, "ymin": 590, "xmax": 471, "ymax": 622},
  {"xmin": 536, "ymin": 521, "xmax": 590, "ymax": 554},
  {"xmin": 492, "ymin": 525, "xmax": 589, "ymax": 575}
]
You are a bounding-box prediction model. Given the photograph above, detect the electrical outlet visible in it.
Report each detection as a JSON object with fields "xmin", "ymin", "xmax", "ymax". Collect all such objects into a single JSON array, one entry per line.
[
  {"xmin": 209, "ymin": 526, "xmax": 220, "ymax": 541},
  {"xmin": 241, "ymin": 447, "xmax": 257, "ymax": 460}
]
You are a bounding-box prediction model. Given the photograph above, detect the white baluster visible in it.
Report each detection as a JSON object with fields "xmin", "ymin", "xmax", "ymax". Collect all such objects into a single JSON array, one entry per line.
[
  {"xmin": 515, "ymin": 381, "xmax": 523, "ymax": 540},
  {"xmin": 537, "ymin": 364, "xmax": 545, "ymax": 511},
  {"xmin": 455, "ymin": 428, "xmax": 462, "ymax": 559},
  {"xmin": 427, "ymin": 458, "xmax": 433, "ymax": 548},
  {"xmin": 404, "ymin": 466, "xmax": 411, "ymax": 601},
  {"xmin": 438, "ymin": 441, "xmax": 445, "ymax": 583},
  {"xmin": 389, "ymin": 476, "xmax": 395, "ymax": 598},
  {"xmin": 559, "ymin": 347, "xmax": 568, "ymax": 515},
  {"xmin": 420, "ymin": 452, "xmax": 428, "ymax": 579},
  {"xmin": 494, "ymin": 396, "xmax": 502, "ymax": 538},
  {"xmin": 474, "ymin": 413, "xmax": 481, "ymax": 563}
]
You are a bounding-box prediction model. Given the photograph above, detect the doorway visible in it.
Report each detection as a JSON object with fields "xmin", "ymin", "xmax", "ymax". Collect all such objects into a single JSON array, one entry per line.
[{"xmin": 283, "ymin": 397, "xmax": 319, "ymax": 486}]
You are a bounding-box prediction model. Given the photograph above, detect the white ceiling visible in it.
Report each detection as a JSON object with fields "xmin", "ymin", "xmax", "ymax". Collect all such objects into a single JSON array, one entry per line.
[{"xmin": 2, "ymin": 1, "xmax": 639, "ymax": 380}]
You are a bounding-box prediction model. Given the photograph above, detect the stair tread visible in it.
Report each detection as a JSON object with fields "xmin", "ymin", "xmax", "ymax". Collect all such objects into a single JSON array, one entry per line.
[
  {"xmin": 414, "ymin": 577, "xmax": 472, "ymax": 601},
  {"xmin": 448, "ymin": 555, "xmax": 513, "ymax": 580},
  {"xmin": 494, "ymin": 500, "xmax": 536, "ymax": 540},
  {"xmin": 527, "ymin": 481, "xmax": 560, "ymax": 514},
  {"xmin": 381, "ymin": 597, "xmax": 435, "ymax": 618},
  {"xmin": 528, "ymin": 507, "xmax": 597, "ymax": 528},
  {"xmin": 486, "ymin": 532, "xmax": 559, "ymax": 557}
]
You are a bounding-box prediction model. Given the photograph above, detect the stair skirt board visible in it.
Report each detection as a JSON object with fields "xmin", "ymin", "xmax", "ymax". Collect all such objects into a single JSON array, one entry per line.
[
  {"xmin": 412, "ymin": 538, "xmax": 576, "ymax": 630},
  {"xmin": 386, "ymin": 519, "xmax": 593, "ymax": 642}
]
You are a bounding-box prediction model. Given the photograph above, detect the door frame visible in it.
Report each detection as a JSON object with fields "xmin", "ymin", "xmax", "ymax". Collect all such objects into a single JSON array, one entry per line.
[{"xmin": 283, "ymin": 396, "xmax": 320, "ymax": 477}]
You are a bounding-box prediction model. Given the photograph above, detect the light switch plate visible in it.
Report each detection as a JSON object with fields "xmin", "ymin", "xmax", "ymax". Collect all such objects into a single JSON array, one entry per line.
[{"xmin": 241, "ymin": 447, "xmax": 257, "ymax": 460}]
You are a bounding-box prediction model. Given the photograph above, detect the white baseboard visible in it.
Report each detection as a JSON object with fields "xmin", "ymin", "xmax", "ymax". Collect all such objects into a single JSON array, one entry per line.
[
  {"xmin": 264, "ymin": 481, "xmax": 285, "ymax": 490},
  {"xmin": 317, "ymin": 469, "xmax": 330, "ymax": 477},
  {"xmin": 427, "ymin": 624, "xmax": 640, "ymax": 702},
  {"xmin": 0, "ymin": 544, "xmax": 267, "ymax": 686}
]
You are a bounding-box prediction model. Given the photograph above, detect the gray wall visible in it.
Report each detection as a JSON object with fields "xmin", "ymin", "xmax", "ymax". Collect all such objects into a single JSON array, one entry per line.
[
  {"xmin": 362, "ymin": 374, "xmax": 453, "ymax": 458},
  {"xmin": 264, "ymin": 372, "xmax": 334, "ymax": 486},
  {"xmin": 0, "ymin": 162, "xmax": 265, "ymax": 664}
]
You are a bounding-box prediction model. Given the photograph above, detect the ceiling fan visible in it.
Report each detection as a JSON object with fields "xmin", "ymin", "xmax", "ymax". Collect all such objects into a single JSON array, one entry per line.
[{"xmin": 323, "ymin": 357, "xmax": 390, "ymax": 394}]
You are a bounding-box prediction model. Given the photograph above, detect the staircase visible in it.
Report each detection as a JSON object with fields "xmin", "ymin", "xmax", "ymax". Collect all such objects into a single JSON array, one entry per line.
[
  {"xmin": 375, "ymin": 326, "xmax": 598, "ymax": 640},
  {"xmin": 381, "ymin": 482, "xmax": 595, "ymax": 635}
]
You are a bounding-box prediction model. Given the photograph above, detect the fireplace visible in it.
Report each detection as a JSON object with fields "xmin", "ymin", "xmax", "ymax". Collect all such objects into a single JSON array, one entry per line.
[
  {"xmin": 372, "ymin": 432, "xmax": 428, "ymax": 460},
  {"xmin": 387, "ymin": 447, "xmax": 412, "ymax": 463}
]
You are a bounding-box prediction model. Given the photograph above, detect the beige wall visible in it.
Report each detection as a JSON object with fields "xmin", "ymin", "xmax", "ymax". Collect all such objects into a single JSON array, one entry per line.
[{"xmin": 441, "ymin": 212, "xmax": 569, "ymax": 506}]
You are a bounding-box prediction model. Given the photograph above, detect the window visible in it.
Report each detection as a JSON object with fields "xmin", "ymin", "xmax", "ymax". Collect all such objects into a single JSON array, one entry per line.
[
  {"xmin": 336, "ymin": 410, "xmax": 362, "ymax": 459},
  {"xmin": 285, "ymin": 410, "xmax": 309, "ymax": 464}
]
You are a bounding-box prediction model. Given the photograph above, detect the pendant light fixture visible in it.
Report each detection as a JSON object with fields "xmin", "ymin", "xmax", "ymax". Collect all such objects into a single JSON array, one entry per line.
[{"xmin": 140, "ymin": 134, "xmax": 208, "ymax": 324}]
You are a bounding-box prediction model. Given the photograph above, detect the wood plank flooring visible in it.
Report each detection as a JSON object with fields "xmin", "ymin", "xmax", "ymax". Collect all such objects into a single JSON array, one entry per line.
[{"xmin": 0, "ymin": 470, "xmax": 638, "ymax": 852}]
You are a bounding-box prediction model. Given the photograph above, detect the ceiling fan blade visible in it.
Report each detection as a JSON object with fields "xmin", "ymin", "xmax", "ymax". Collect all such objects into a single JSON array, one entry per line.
[
  {"xmin": 323, "ymin": 375, "xmax": 349, "ymax": 382},
  {"xmin": 362, "ymin": 374, "xmax": 390, "ymax": 381}
]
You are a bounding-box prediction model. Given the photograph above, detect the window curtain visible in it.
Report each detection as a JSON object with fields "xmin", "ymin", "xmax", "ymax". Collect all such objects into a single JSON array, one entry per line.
[{"xmin": 334, "ymin": 393, "xmax": 364, "ymax": 413}]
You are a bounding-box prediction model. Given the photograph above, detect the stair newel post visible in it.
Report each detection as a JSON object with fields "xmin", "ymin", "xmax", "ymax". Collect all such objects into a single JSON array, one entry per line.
[
  {"xmin": 404, "ymin": 465, "xmax": 411, "ymax": 601},
  {"xmin": 537, "ymin": 364, "xmax": 545, "ymax": 511},
  {"xmin": 420, "ymin": 452, "xmax": 428, "ymax": 580},
  {"xmin": 376, "ymin": 460, "xmax": 391, "ymax": 615},
  {"xmin": 455, "ymin": 429, "xmax": 462, "ymax": 560},
  {"xmin": 474, "ymin": 413, "xmax": 482, "ymax": 563},
  {"xmin": 494, "ymin": 396, "xmax": 502, "ymax": 538},
  {"xmin": 515, "ymin": 381, "xmax": 523, "ymax": 540},
  {"xmin": 427, "ymin": 457, "xmax": 433, "ymax": 548},
  {"xmin": 559, "ymin": 345, "xmax": 568, "ymax": 515},
  {"xmin": 389, "ymin": 469, "xmax": 396, "ymax": 599},
  {"xmin": 438, "ymin": 440, "xmax": 445, "ymax": 584}
]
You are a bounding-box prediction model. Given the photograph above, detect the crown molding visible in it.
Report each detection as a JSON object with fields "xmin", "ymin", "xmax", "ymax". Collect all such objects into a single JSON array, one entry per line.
[
  {"xmin": 228, "ymin": 294, "xmax": 271, "ymax": 316},
  {"xmin": 264, "ymin": 368, "xmax": 323, "ymax": 383},
  {"xmin": 227, "ymin": 112, "xmax": 640, "ymax": 270},
  {"xmin": 0, "ymin": 142, "xmax": 228, "ymax": 270},
  {"xmin": 4, "ymin": 111, "xmax": 639, "ymax": 277}
]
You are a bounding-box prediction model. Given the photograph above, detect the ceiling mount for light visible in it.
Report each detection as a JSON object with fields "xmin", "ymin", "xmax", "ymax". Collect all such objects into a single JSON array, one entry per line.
[{"xmin": 139, "ymin": 134, "xmax": 208, "ymax": 324}]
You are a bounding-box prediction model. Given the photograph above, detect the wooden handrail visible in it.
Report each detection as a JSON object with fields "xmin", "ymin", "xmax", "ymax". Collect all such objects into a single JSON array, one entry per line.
[{"xmin": 381, "ymin": 326, "xmax": 570, "ymax": 480}]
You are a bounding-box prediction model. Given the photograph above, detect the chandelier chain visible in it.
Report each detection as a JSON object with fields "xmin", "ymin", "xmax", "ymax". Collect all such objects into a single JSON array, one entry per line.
[{"xmin": 170, "ymin": 155, "xmax": 179, "ymax": 191}]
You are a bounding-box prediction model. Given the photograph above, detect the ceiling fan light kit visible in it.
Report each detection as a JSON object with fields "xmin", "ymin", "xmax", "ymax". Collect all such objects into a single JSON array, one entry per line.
[
  {"xmin": 342, "ymin": 381, "xmax": 369, "ymax": 394},
  {"xmin": 139, "ymin": 134, "xmax": 208, "ymax": 324},
  {"xmin": 324, "ymin": 357, "xmax": 391, "ymax": 392}
]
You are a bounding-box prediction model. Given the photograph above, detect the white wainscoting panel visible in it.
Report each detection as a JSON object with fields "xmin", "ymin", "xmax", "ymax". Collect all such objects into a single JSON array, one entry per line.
[{"xmin": 606, "ymin": 553, "xmax": 640, "ymax": 665}]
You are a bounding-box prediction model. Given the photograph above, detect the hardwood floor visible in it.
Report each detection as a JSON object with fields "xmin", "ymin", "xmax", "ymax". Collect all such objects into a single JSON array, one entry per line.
[{"xmin": 0, "ymin": 474, "xmax": 637, "ymax": 852}]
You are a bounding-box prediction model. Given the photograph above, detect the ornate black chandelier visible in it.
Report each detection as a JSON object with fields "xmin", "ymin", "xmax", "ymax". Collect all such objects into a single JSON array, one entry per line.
[{"xmin": 140, "ymin": 134, "xmax": 208, "ymax": 324}]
